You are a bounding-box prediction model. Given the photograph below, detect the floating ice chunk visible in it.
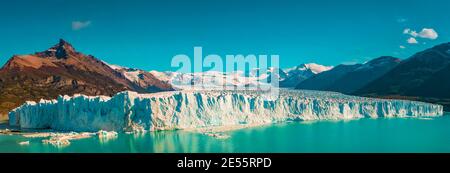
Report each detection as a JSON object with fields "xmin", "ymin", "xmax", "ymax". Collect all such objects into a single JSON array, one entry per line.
[
  {"xmin": 18, "ymin": 141, "xmax": 30, "ymax": 145},
  {"xmin": 97, "ymin": 130, "xmax": 118, "ymax": 143},
  {"xmin": 97, "ymin": 130, "xmax": 118, "ymax": 138},
  {"xmin": 43, "ymin": 138, "xmax": 70, "ymax": 147},
  {"xmin": 204, "ymin": 132, "xmax": 230, "ymax": 140},
  {"xmin": 41, "ymin": 132, "xmax": 95, "ymax": 147}
]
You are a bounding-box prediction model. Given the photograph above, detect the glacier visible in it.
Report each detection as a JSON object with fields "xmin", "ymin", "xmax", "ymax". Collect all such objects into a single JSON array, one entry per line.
[{"xmin": 8, "ymin": 89, "xmax": 444, "ymax": 132}]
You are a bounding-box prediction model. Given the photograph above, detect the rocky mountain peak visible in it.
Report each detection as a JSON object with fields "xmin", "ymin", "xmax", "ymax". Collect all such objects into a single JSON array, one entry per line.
[{"xmin": 36, "ymin": 39, "xmax": 77, "ymax": 59}]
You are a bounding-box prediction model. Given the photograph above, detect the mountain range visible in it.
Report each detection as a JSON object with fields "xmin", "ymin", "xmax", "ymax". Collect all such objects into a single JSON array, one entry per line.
[
  {"xmin": 147, "ymin": 63, "xmax": 332, "ymax": 90},
  {"xmin": 296, "ymin": 56, "xmax": 401, "ymax": 94},
  {"xmin": 1, "ymin": 39, "xmax": 449, "ymax": 119},
  {"xmin": 295, "ymin": 42, "xmax": 450, "ymax": 110}
]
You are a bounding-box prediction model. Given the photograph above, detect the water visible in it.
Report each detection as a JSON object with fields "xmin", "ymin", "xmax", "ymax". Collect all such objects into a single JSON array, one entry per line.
[{"xmin": 1, "ymin": 115, "xmax": 450, "ymax": 153}]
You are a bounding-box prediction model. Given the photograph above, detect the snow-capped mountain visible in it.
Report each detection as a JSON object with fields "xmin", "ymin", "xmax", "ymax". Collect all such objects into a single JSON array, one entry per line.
[
  {"xmin": 147, "ymin": 63, "xmax": 332, "ymax": 89},
  {"xmin": 284, "ymin": 63, "xmax": 333, "ymax": 74},
  {"xmin": 295, "ymin": 64, "xmax": 362, "ymax": 91},
  {"xmin": 280, "ymin": 63, "xmax": 333, "ymax": 88},
  {"xmin": 295, "ymin": 57, "xmax": 401, "ymax": 94}
]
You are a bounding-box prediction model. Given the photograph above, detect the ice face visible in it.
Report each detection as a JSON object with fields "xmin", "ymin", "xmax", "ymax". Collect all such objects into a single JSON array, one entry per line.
[{"xmin": 8, "ymin": 89, "xmax": 444, "ymax": 132}]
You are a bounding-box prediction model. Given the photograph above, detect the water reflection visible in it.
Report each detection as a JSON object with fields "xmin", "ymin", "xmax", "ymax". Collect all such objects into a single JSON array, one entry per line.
[
  {"xmin": 139, "ymin": 131, "xmax": 233, "ymax": 153},
  {"xmin": 1, "ymin": 115, "xmax": 450, "ymax": 153}
]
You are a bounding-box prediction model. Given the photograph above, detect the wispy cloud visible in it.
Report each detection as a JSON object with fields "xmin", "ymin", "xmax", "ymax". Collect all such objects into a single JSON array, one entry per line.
[
  {"xmin": 399, "ymin": 45, "xmax": 406, "ymax": 49},
  {"xmin": 72, "ymin": 21, "xmax": 91, "ymax": 31}
]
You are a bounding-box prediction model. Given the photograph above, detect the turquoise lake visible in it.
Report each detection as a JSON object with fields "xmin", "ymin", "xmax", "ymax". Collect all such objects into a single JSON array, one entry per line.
[{"xmin": 1, "ymin": 114, "xmax": 450, "ymax": 153}]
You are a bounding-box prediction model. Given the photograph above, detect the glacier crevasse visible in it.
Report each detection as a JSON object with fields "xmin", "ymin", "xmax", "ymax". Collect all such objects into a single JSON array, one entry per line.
[{"xmin": 8, "ymin": 90, "xmax": 444, "ymax": 132}]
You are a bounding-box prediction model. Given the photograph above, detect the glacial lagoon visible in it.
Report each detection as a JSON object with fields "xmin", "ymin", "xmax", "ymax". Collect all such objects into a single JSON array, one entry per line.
[{"xmin": 1, "ymin": 114, "xmax": 449, "ymax": 153}]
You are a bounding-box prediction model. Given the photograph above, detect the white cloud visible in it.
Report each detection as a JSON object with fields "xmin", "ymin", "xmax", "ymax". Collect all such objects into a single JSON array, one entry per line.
[
  {"xmin": 72, "ymin": 21, "xmax": 91, "ymax": 30},
  {"xmin": 407, "ymin": 37, "xmax": 418, "ymax": 44},
  {"xmin": 399, "ymin": 45, "xmax": 406, "ymax": 49},
  {"xmin": 418, "ymin": 28, "xmax": 438, "ymax": 39},
  {"xmin": 403, "ymin": 27, "xmax": 438, "ymax": 40}
]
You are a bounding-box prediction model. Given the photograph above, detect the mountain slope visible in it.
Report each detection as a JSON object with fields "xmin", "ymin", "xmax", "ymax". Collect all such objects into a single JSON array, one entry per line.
[
  {"xmin": 295, "ymin": 64, "xmax": 362, "ymax": 90},
  {"xmin": 356, "ymin": 43, "xmax": 450, "ymax": 96},
  {"xmin": 355, "ymin": 42, "xmax": 450, "ymax": 110},
  {"xmin": 280, "ymin": 63, "xmax": 332, "ymax": 88},
  {"xmin": 411, "ymin": 63, "xmax": 450, "ymax": 98},
  {"xmin": 327, "ymin": 56, "xmax": 401, "ymax": 94},
  {"xmin": 108, "ymin": 65, "xmax": 173, "ymax": 92},
  {"xmin": 0, "ymin": 39, "xmax": 172, "ymax": 117}
]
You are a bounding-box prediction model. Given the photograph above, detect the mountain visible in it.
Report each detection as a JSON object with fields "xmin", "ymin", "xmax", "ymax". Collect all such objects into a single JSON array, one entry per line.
[
  {"xmin": 356, "ymin": 42, "xmax": 450, "ymax": 109},
  {"xmin": 326, "ymin": 56, "xmax": 401, "ymax": 94},
  {"xmin": 108, "ymin": 65, "xmax": 174, "ymax": 92},
  {"xmin": 0, "ymin": 39, "xmax": 172, "ymax": 117},
  {"xmin": 279, "ymin": 63, "xmax": 333, "ymax": 88},
  {"xmin": 149, "ymin": 70, "xmax": 272, "ymax": 90},
  {"xmin": 285, "ymin": 63, "xmax": 333, "ymax": 74},
  {"xmin": 295, "ymin": 64, "xmax": 362, "ymax": 90},
  {"xmin": 295, "ymin": 56, "xmax": 401, "ymax": 94},
  {"xmin": 412, "ymin": 63, "xmax": 450, "ymax": 98},
  {"xmin": 148, "ymin": 63, "xmax": 332, "ymax": 89}
]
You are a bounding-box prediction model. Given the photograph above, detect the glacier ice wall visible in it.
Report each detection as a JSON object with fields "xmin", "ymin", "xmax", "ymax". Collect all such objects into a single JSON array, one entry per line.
[{"xmin": 8, "ymin": 90, "xmax": 444, "ymax": 132}]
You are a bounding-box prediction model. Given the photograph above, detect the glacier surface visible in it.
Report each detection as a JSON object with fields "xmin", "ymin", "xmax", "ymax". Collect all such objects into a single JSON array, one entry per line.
[{"xmin": 8, "ymin": 89, "xmax": 444, "ymax": 132}]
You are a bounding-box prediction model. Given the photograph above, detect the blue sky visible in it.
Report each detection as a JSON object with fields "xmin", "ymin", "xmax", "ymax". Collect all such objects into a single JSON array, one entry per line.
[{"xmin": 0, "ymin": 0, "xmax": 449, "ymax": 71}]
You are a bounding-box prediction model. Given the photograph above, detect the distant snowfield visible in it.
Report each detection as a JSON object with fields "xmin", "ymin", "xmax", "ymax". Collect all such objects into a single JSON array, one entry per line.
[
  {"xmin": 149, "ymin": 70, "xmax": 273, "ymax": 90},
  {"xmin": 106, "ymin": 62, "xmax": 334, "ymax": 89},
  {"xmin": 8, "ymin": 89, "xmax": 443, "ymax": 132},
  {"xmin": 149, "ymin": 63, "xmax": 334, "ymax": 89}
]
